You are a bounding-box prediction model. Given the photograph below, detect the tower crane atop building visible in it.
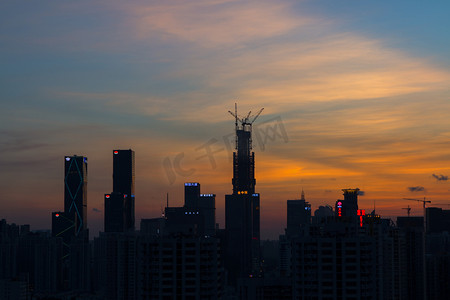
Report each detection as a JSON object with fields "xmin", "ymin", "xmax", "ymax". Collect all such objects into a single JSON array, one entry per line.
[
  {"xmin": 228, "ymin": 103, "xmax": 264, "ymax": 151},
  {"xmin": 402, "ymin": 197, "xmax": 431, "ymax": 229},
  {"xmin": 402, "ymin": 205, "xmax": 411, "ymax": 217},
  {"xmin": 403, "ymin": 197, "xmax": 431, "ymax": 207},
  {"xmin": 228, "ymin": 103, "xmax": 264, "ymax": 131}
]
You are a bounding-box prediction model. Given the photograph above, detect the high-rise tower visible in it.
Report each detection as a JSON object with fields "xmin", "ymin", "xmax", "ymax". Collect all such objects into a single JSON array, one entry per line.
[
  {"xmin": 225, "ymin": 104, "xmax": 263, "ymax": 281},
  {"xmin": 335, "ymin": 188, "xmax": 359, "ymax": 219},
  {"xmin": 64, "ymin": 155, "xmax": 88, "ymax": 236},
  {"xmin": 113, "ymin": 149, "xmax": 135, "ymax": 231}
]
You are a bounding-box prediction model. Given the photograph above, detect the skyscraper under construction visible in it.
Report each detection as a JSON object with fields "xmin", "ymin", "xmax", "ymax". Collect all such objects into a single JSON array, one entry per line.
[{"xmin": 225, "ymin": 105, "xmax": 263, "ymax": 281}]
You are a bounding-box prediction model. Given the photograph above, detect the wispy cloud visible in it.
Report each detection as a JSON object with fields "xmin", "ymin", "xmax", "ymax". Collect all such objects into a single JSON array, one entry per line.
[
  {"xmin": 432, "ymin": 174, "xmax": 448, "ymax": 181},
  {"xmin": 125, "ymin": 0, "xmax": 307, "ymax": 47},
  {"xmin": 408, "ymin": 186, "xmax": 425, "ymax": 192},
  {"xmin": 110, "ymin": 1, "xmax": 450, "ymax": 124}
]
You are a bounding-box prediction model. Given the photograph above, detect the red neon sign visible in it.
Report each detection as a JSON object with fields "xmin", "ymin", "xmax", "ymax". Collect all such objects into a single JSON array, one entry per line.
[{"xmin": 357, "ymin": 209, "xmax": 365, "ymax": 227}]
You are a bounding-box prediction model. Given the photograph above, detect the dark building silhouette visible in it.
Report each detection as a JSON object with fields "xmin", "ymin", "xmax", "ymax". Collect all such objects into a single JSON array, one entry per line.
[
  {"xmin": 64, "ymin": 155, "xmax": 88, "ymax": 236},
  {"xmin": 164, "ymin": 206, "xmax": 203, "ymax": 235},
  {"xmin": 284, "ymin": 191, "xmax": 409, "ymax": 300},
  {"xmin": 6, "ymin": 136, "xmax": 450, "ymax": 298},
  {"xmin": 51, "ymin": 211, "xmax": 76, "ymax": 257},
  {"xmin": 95, "ymin": 181, "xmax": 223, "ymax": 299},
  {"xmin": 93, "ymin": 232, "xmax": 138, "ymax": 300},
  {"xmin": 225, "ymin": 106, "xmax": 263, "ymax": 282},
  {"xmin": 104, "ymin": 150, "xmax": 135, "ymax": 233},
  {"xmin": 279, "ymin": 190, "xmax": 311, "ymax": 278},
  {"xmin": 162, "ymin": 183, "xmax": 216, "ymax": 237},
  {"xmin": 335, "ymin": 188, "xmax": 359, "ymax": 219},
  {"xmin": 198, "ymin": 193, "xmax": 216, "ymax": 237},
  {"xmin": 397, "ymin": 216, "xmax": 426, "ymax": 300},
  {"xmin": 113, "ymin": 149, "xmax": 135, "ymax": 231},
  {"xmin": 104, "ymin": 192, "xmax": 126, "ymax": 232},
  {"xmin": 136, "ymin": 182, "xmax": 223, "ymax": 299},
  {"xmin": 137, "ymin": 234, "xmax": 223, "ymax": 299},
  {"xmin": 49, "ymin": 155, "xmax": 90, "ymax": 295},
  {"xmin": 312, "ymin": 205, "xmax": 334, "ymax": 225},
  {"xmin": 426, "ymin": 207, "xmax": 450, "ymax": 234},
  {"xmin": 425, "ymin": 207, "xmax": 450, "ymax": 299},
  {"xmin": 184, "ymin": 182, "xmax": 201, "ymax": 208},
  {"xmin": 140, "ymin": 218, "xmax": 165, "ymax": 236},
  {"xmin": 286, "ymin": 190, "xmax": 311, "ymax": 239},
  {"xmin": 183, "ymin": 182, "xmax": 216, "ymax": 236}
]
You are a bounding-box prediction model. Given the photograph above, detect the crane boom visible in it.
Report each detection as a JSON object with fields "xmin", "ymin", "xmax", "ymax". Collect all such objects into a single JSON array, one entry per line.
[
  {"xmin": 402, "ymin": 205, "xmax": 411, "ymax": 217},
  {"xmin": 250, "ymin": 108, "xmax": 264, "ymax": 124},
  {"xmin": 402, "ymin": 197, "xmax": 431, "ymax": 231}
]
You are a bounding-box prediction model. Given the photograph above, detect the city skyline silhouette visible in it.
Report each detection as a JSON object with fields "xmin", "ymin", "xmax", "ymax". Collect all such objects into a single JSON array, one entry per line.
[
  {"xmin": 1, "ymin": 2, "xmax": 450, "ymax": 298},
  {"xmin": 2, "ymin": 1, "xmax": 450, "ymax": 240}
]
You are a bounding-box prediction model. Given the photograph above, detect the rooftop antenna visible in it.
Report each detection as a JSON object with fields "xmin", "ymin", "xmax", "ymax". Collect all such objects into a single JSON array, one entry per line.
[{"xmin": 166, "ymin": 193, "xmax": 169, "ymax": 208}]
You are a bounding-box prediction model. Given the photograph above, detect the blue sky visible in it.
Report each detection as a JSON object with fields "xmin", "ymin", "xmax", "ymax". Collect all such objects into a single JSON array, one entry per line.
[{"xmin": 1, "ymin": 0, "xmax": 449, "ymax": 238}]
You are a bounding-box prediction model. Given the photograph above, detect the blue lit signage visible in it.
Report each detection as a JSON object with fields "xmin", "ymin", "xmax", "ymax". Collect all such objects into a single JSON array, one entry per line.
[
  {"xmin": 200, "ymin": 194, "xmax": 215, "ymax": 197},
  {"xmin": 65, "ymin": 157, "xmax": 71, "ymax": 161},
  {"xmin": 184, "ymin": 183, "xmax": 198, "ymax": 186},
  {"xmin": 83, "ymin": 157, "xmax": 87, "ymax": 163},
  {"xmin": 252, "ymin": 193, "xmax": 259, "ymax": 197},
  {"xmin": 185, "ymin": 211, "xmax": 199, "ymax": 215}
]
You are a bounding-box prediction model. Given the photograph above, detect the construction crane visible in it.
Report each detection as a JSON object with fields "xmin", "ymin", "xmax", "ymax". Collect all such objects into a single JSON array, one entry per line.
[
  {"xmin": 403, "ymin": 197, "xmax": 431, "ymax": 230},
  {"xmin": 228, "ymin": 104, "xmax": 264, "ymax": 127},
  {"xmin": 228, "ymin": 103, "xmax": 264, "ymax": 149},
  {"xmin": 402, "ymin": 205, "xmax": 411, "ymax": 217}
]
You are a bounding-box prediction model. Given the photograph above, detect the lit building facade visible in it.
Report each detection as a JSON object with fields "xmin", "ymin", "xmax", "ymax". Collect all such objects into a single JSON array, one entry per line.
[{"xmin": 64, "ymin": 155, "xmax": 88, "ymax": 236}]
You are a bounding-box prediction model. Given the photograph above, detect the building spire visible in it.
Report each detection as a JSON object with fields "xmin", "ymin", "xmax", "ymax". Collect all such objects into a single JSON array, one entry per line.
[{"xmin": 301, "ymin": 188, "xmax": 305, "ymax": 201}]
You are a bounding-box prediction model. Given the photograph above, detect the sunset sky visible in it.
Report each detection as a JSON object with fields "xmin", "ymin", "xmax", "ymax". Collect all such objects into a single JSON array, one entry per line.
[{"xmin": 1, "ymin": 0, "xmax": 450, "ymax": 238}]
